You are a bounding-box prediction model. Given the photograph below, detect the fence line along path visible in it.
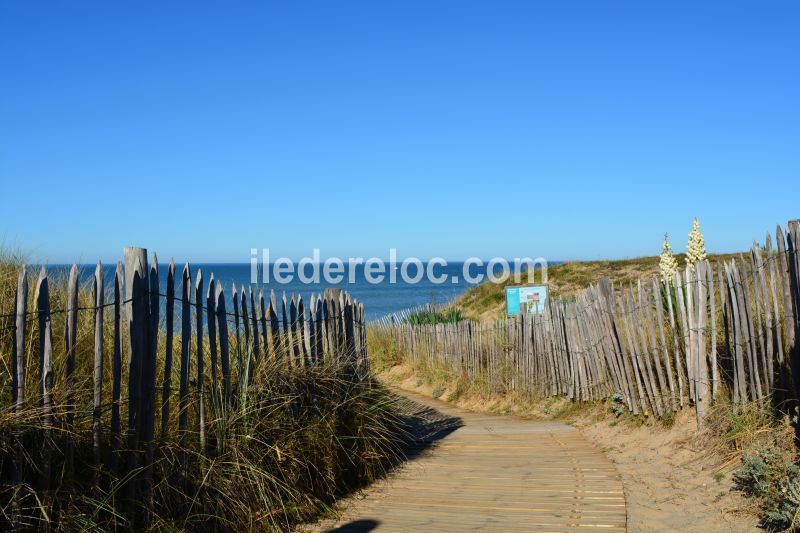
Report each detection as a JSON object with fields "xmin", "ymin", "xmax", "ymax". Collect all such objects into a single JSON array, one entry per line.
[
  {"xmin": 378, "ymin": 219, "xmax": 800, "ymax": 430},
  {"xmin": 311, "ymin": 389, "xmax": 626, "ymax": 532}
]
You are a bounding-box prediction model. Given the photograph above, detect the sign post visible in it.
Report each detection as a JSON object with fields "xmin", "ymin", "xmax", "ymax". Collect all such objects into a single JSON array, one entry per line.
[{"xmin": 505, "ymin": 284, "xmax": 548, "ymax": 316}]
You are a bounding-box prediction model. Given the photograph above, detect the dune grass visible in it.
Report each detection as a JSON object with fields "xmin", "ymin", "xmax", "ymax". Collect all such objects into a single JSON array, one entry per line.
[
  {"xmin": 407, "ymin": 308, "xmax": 463, "ymax": 325},
  {"xmin": 0, "ymin": 253, "xmax": 408, "ymax": 531}
]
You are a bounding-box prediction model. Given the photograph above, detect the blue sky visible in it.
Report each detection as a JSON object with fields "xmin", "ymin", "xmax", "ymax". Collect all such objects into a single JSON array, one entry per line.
[{"xmin": 1, "ymin": 1, "xmax": 797, "ymax": 264}]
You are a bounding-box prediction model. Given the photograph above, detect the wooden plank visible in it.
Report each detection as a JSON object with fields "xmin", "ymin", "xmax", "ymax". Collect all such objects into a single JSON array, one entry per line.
[
  {"xmin": 719, "ymin": 263, "xmax": 734, "ymax": 402},
  {"xmin": 258, "ymin": 289, "xmax": 268, "ymax": 365},
  {"xmin": 652, "ymin": 279, "xmax": 676, "ymax": 411},
  {"xmin": 241, "ymin": 285, "xmax": 252, "ymax": 383},
  {"xmin": 144, "ymin": 254, "xmax": 159, "ymax": 510},
  {"xmin": 110, "ymin": 262, "xmax": 123, "ymax": 476},
  {"xmin": 734, "ymin": 259, "xmax": 759, "ymax": 399},
  {"xmin": 282, "ymin": 292, "xmax": 291, "ymax": 364},
  {"xmin": 596, "ymin": 282, "xmax": 630, "ymax": 409},
  {"xmin": 161, "ymin": 260, "xmax": 175, "ymax": 441},
  {"xmin": 750, "ymin": 247, "xmax": 769, "ymax": 396},
  {"xmin": 10, "ymin": 265, "xmax": 27, "ymax": 527},
  {"xmin": 232, "ymin": 283, "xmax": 243, "ymax": 380},
  {"xmin": 753, "ymin": 244, "xmax": 773, "ymax": 394},
  {"xmin": 674, "ymin": 271, "xmax": 692, "ymax": 402},
  {"xmin": 695, "ymin": 261, "xmax": 709, "ymax": 425},
  {"xmin": 620, "ymin": 288, "xmax": 651, "ymax": 413},
  {"xmin": 630, "ymin": 285, "xmax": 661, "ymax": 415},
  {"xmin": 309, "ymin": 294, "xmax": 318, "ymax": 364},
  {"xmin": 216, "ymin": 283, "xmax": 232, "ymax": 405},
  {"xmin": 664, "ymin": 278, "xmax": 685, "ymax": 407},
  {"xmin": 179, "ymin": 263, "xmax": 192, "ymax": 485},
  {"xmin": 345, "ymin": 296, "xmax": 357, "ymax": 369},
  {"xmin": 311, "ymin": 389, "xmax": 626, "ymax": 532},
  {"xmin": 93, "ymin": 261, "xmax": 105, "ymax": 471},
  {"xmin": 707, "ymin": 261, "xmax": 718, "ymax": 399},
  {"xmin": 207, "ymin": 274, "xmax": 218, "ymax": 387},
  {"xmin": 196, "ymin": 269, "xmax": 206, "ymax": 452},
  {"xmin": 739, "ymin": 256, "xmax": 763, "ymax": 398},
  {"xmin": 684, "ymin": 267, "xmax": 697, "ymax": 405},
  {"xmin": 269, "ymin": 290, "xmax": 281, "ymax": 362},
  {"xmin": 786, "ymin": 221, "xmax": 800, "ymax": 400},
  {"xmin": 13, "ymin": 265, "xmax": 27, "ymax": 411},
  {"xmin": 250, "ymin": 287, "xmax": 261, "ymax": 375},
  {"xmin": 298, "ymin": 295, "xmax": 310, "ymax": 366},
  {"xmin": 602, "ymin": 280, "xmax": 637, "ymax": 412},
  {"xmin": 125, "ymin": 253, "xmax": 148, "ymax": 522},
  {"xmin": 776, "ymin": 225, "xmax": 797, "ymax": 398},
  {"xmin": 34, "ymin": 268, "xmax": 53, "ymax": 493},
  {"xmin": 725, "ymin": 261, "xmax": 747, "ymax": 402},
  {"xmin": 124, "ymin": 247, "xmax": 148, "ymax": 495},
  {"xmin": 640, "ymin": 281, "xmax": 668, "ymax": 413},
  {"xmin": 317, "ymin": 294, "xmax": 327, "ymax": 364},
  {"xmin": 65, "ymin": 263, "xmax": 79, "ymax": 477},
  {"xmin": 290, "ymin": 294, "xmax": 300, "ymax": 364},
  {"xmin": 766, "ymin": 234, "xmax": 787, "ymax": 400}
]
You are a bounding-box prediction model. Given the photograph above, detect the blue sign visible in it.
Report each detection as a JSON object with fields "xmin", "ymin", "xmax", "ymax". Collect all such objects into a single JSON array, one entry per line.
[{"xmin": 506, "ymin": 284, "xmax": 548, "ymax": 316}]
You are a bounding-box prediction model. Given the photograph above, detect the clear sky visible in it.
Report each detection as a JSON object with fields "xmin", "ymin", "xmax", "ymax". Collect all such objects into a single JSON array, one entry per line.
[{"xmin": 1, "ymin": 1, "xmax": 797, "ymax": 264}]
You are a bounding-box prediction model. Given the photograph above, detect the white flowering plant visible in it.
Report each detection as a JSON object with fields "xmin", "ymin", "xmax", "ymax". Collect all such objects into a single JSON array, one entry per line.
[
  {"xmin": 686, "ymin": 218, "xmax": 707, "ymax": 269},
  {"xmin": 659, "ymin": 233, "xmax": 678, "ymax": 285}
]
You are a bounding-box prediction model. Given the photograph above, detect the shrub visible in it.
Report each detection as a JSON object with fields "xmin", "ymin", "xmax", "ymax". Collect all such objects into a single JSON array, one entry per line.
[
  {"xmin": 609, "ymin": 392, "xmax": 625, "ymax": 418},
  {"xmin": 408, "ymin": 308, "xmax": 463, "ymax": 325},
  {"xmin": 736, "ymin": 445, "xmax": 800, "ymax": 531}
]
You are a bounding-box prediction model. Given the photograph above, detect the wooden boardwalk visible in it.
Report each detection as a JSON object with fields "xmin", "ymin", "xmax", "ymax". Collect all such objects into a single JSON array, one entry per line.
[{"xmin": 308, "ymin": 390, "xmax": 626, "ymax": 532}]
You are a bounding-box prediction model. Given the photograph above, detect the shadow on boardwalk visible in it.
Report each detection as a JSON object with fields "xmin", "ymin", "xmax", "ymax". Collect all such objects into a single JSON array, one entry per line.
[
  {"xmin": 312, "ymin": 388, "xmax": 626, "ymax": 532},
  {"xmin": 394, "ymin": 395, "xmax": 464, "ymax": 455},
  {"xmin": 316, "ymin": 393, "xmax": 462, "ymax": 533}
]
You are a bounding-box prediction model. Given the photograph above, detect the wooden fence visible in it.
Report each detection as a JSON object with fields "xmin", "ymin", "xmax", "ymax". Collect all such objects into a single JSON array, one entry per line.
[
  {"xmin": 377, "ymin": 220, "xmax": 800, "ymax": 424},
  {"xmin": 0, "ymin": 247, "xmax": 367, "ymax": 528}
]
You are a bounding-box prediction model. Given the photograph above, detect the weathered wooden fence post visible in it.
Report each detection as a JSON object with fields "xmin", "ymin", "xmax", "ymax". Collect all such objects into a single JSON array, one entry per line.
[
  {"xmin": 161, "ymin": 260, "xmax": 175, "ymax": 441},
  {"xmin": 35, "ymin": 268, "xmax": 53, "ymax": 492},
  {"xmin": 123, "ymin": 247, "xmax": 148, "ymax": 521},
  {"xmin": 196, "ymin": 269, "xmax": 206, "ymax": 452},
  {"xmin": 179, "ymin": 263, "xmax": 192, "ymax": 489},
  {"xmin": 11, "ymin": 265, "xmax": 28, "ymax": 529},
  {"xmin": 65, "ymin": 264, "xmax": 79, "ymax": 477},
  {"xmin": 216, "ymin": 283, "xmax": 232, "ymax": 407},
  {"xmin": 110, "ymin": 262, "xmax": 123, "ymax": 477},
  {"xmin": 93, "ymin": 262, "xmax": 105, "ymax": 474}
]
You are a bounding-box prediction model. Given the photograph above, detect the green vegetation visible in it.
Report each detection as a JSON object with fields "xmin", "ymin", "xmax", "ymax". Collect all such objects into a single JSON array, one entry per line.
[
  {"xmin": 0, "ymin": 253, "xmax": 407, "ymax": 531},
  {"xmin": 609, "ymin": 392, "xmax": 626, "ymax": 418},
  {"xmin": 736, "ymin": 446, "xmax": 800, "ymax": 530},
  {"xmin": 659, "ymin": 410, "xmax": 676, "ymax": 428},
  {"xmin": 704, "ymin": 399, "xmax": 799, "ymax": 531},
  {"xmin": 407, "ymin": 308, "xmax": 464, "ymax": 325}
]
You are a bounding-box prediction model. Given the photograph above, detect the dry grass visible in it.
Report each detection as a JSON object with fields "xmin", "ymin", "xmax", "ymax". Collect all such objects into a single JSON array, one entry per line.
[{"xmin": 0, "ymin": 254, "xmax": 408, "ymax": 531}]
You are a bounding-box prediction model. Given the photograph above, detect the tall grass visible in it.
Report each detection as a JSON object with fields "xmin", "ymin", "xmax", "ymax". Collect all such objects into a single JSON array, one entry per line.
[
  {"xmin": 0, "ymin": 255, "xmax": 407, "ymax": 530},
  {"xmin": 407, "ymin": 308, "xmax": 463, "ymax": 325}
]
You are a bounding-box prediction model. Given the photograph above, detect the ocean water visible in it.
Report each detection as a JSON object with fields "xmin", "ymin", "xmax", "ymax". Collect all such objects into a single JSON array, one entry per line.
[{"xmin": 41, "ymin": 262, "xmax": 482, "ymax": 319}]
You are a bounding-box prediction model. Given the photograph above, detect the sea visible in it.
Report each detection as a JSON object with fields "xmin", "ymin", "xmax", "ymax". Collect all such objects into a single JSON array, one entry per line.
[{"xmin": 40, "ymin": 262, "xmax": 486, "ymax": 319}]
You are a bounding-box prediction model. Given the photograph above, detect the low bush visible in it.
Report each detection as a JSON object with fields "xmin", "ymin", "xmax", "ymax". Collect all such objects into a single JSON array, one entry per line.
[{"xmin": 408, "ymin": 308, "xmax": 463, "ymax": 325}]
